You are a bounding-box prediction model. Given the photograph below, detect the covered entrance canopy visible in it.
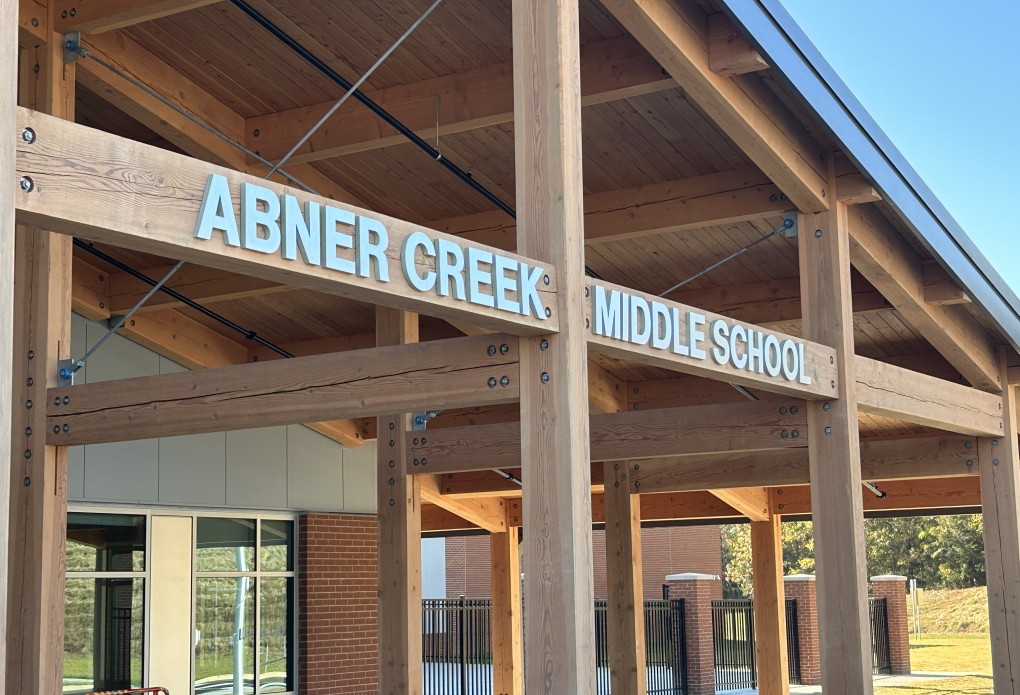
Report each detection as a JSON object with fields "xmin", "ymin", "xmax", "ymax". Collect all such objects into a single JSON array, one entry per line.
[{"xmin": 4, "ymin": 0, "xmax": 1020, "ymax": 693}]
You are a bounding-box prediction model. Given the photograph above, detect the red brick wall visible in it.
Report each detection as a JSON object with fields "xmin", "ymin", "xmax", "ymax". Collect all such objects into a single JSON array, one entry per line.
[
  {"xmin": 668, "ymin": 575, "xmax": 720, "ymax": 695},
  {"xmin": 784, "ymin": 576, "xmax": 820, "ymax": 685},
  {"xmin": 445, "ymin": 525, "xmax": 722, "ymax": 599},
  {"xmin": 872, "ymin": 576, "xmax": 911, "ymax": 675},
  {"xmin": 299, "ymin": 513, "xmax": 379, "ymax": 695}
]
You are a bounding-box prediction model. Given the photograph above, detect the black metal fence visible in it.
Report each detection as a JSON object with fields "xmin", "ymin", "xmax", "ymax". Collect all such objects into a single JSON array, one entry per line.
[
  {"xmin": 423, "ymin": 597, "xmax": 688, "ymax": 695},
  {"xmin": 711, "ymin": 599, "xmax": 757, "ymax": 690},
  {"xmin": 870, "ymin": 597, "xmax": 892, "ymax": 674}
]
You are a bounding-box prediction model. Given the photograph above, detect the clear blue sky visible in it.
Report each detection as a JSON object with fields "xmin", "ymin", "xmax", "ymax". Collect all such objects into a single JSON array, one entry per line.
[{"xmin": 781, "ymin": 0, "xmax": 1020, "ymax": 295}]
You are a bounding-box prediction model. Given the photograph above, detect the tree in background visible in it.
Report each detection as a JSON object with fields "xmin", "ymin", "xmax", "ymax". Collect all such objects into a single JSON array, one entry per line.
[{"xmin": 721, "ymin": 514, "xmax": 985, "ymax": 597}]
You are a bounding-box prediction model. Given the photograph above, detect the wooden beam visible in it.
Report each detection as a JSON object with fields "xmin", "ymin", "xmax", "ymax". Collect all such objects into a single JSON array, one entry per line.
[
  {"xmin": 847, "ymin": 204, "xmax": 999, "ymax": 392},
  {"xmin": 46, "ymin": 334, "xmax": 521, "ymax": 445},
  {"xmin": 585, "ymin": 278, "xmax": 839, "ymax": 399},
  {"xmin": 16, "ymin": 108, "xmax": 559, "ymax": 335},
  {"xmin": 8, "ymin": 25, "xmax": 74, "ymax": 695},
  {"xmin": 418, "ymin": 475, "xmax": 507, "ymax": 533},
  {"xmin": 800, "ymin": 177, "xmax": 874, "ymax": 690},
  {"xmin": 18, "ymin": 0, "xmax": 47, "ymax": 47},
  {"xmin": 599, "ymin": 0, "xmax": 828, "ymax": 212},
  {"xmin": 923, "ymin": 259, "xmax": 971, "ymax": 305},
  {"xmin": 108, "ymin": 262, "xmax": 288, "ymax": 314},
  {"xmin": 246, "ymin": 34, "xmax": 674, "ymax": 164},
  {"xmin": 54, "ymin": 0, "xmax": 220, "ymax": 34},
  {"xmin": 375, "ymin": 307, "xmax": 421, "ymax": 695},
  {"xmin": 77, "ymin": 31, "xmax": 247, "ymax": 169},
  {"xmin": 855, "ymin": 356, "xmax": 1003, "ymax": 436},
  {"xmin": 604, "ymin": 461, "xmax": 647, "ymax": 695},
  {"xmin": 0, "ymin": 0, "xmax": 17, "ymax": 681},
  {"xmin": 513, "ymin": 0, "xmax": 596, "ymax": 690},
  {"xmin": 979, "ymin": 361, "xmax": 1020, "ymax": 693},
  {"xmin": 490, "ymin": 530, "xmax": 523, "ymax": 695},
  {"xmin": 588, "ymin": 360, "xmax": 626, "ymax": 414},
  {"xmin": 772, "ymin": 477, "xmax": 982, "ymax": 515},
  {"xmin": 708, "ymin": 13, "xmax": 767, "ymax": 76},
  {"xmin": 432, "ymin": 167, "xmax": 789, "ymax": 250},
  {"xmin": 71, "ymin": 255, "xmax": 111, "ymax": 320},
  {"xmin": 710, "ymin": 487, "xmax": 769, "ymax": 521},
  {"xmin": 408, "ymin": 399, "xmax": 808, "ymax": 475},
  {"xmin": 751, "ymin": 514, "xmax": 790, "ymax": 695}
]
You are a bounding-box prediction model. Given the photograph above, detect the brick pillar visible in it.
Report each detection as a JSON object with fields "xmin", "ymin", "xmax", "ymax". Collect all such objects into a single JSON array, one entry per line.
[
  {"xmin": 871, "ymin": 575, "xmax": 911, "ymax": 675},
  {"xmin": 784, "ymin": 574, "xmax": 820, "ymax": 685},
  {"xmin": 299, "ymin": 513, "xmax": 380, "ymax": 695},
  {"xmin": 667, "ymin": 572, "xmax": 720, "ymax": 695}
]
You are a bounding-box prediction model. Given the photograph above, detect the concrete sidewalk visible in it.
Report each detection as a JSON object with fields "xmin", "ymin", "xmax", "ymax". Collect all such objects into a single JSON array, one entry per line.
[{"xmin": 727, "ymin": 671, "xmax": 979, "ymax": 693}]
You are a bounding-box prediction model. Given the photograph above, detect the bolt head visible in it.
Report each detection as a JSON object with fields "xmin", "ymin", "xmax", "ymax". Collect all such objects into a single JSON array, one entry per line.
[
  {"xmin": 540, "ymin": 372, "xmax": 550, "ymax": 383},
  {"xmin": 487, "ymin": 345, "xmax": 497, "ymax": 356},
  {"xmin": 500, "ymin": 343, "xmax": 509, "ymax": 355},
  {"xmin": 488, "ymin": 377, "xmax": 497, "ymax": 388},
  {"xmin": 815, "ymin": 229, "xmax": 823, "ymax": 238},
  {"xmin": 824, "ymin": 426, "xmax": 832, "ymax": 435},
  {"xmin": 543, "ymin": 275, "xmax": 550, "ymax": 286},
  {"xmin": 540, "ymin": 339, "xmax": 549, "ymax": 351},
  {"xmin": 19, "ymin": 176, "xmax": 33, "ymax": 193},
  {"xmin": 21, "ymin": 128, "xmax": 35, "ymax": 144},
  {"xmin": 500, "ymin": 376, "xmax": 510, "ymax": 386},
  {"xmin": 545, "ymin": 307, "xmax": 552, "ymax": 318}
]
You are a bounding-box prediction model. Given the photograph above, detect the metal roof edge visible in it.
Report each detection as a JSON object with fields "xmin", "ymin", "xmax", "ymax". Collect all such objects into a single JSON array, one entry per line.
[{"xmin": 718, "ymin": 0, "xmax": 1020, "ymax": 354}]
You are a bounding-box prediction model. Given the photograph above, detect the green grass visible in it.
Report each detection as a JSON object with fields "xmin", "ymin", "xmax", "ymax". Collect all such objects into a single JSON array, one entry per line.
[
  {"xmin": 908, "ymin": 633, "xmax": 992, "ymax": 675},
  {"xmin": 908, "ymin": 587, "xmax": 990, "ymax": 634},
  {"xmin": 875, "ymin": 675, "xmax": 993, "ymax": 694}
]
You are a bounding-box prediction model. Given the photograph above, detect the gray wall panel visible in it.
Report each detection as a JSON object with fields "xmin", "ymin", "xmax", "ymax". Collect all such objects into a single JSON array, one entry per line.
[
  {"xmin": 68, "ymin": 445, "xmax": 85, "ymax": 500},
  {"xmin": 85, "ymin": 321, "xmax": 160, "ymax": 382},
  {"xmin": 287, "ymin": 425, "xmax": 343, "ymax": 511},
  {"xmin": 226, "ymin": 427, "xmax": 288, "ymax": 509},
  {"xmin": 342, "ymin": 441, "xmax": 377, "ymax": 514},
  {"xmin": 84, "ymin": 439, "xmax": 160, "ymax": 502},
  {"xmin": 159, "ymin": 432, "xmax": 227, "ymax": 505}
]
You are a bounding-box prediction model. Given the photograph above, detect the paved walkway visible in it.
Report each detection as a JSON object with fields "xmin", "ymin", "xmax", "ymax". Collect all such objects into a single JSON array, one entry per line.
[{"xmin": 726, "ymin": 671, "xmax": 978, "ymax": 693}]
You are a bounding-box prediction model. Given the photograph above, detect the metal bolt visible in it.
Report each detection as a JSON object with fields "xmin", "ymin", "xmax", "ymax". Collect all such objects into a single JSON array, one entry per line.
[
  {"xmin": 21, "ymin": 128, "xmax": 35, "ymax": 144},
  {"xmin": 61, "ymin": 10, "xmax": 68, "ymax": 19},
  {"xmin": 633, "ymin": 464, "xmax": 639, "ymax": 471},
  {"xmin": 634, "ymin": 481, "xmax": 641, "ymax": 488},
  {"xmin": 780, "ymin": 407, "xmax": 788, "ymax": 415},
  {"xmin": 27, "ymin": 350, "xmax": 34, "ymax": 360},
  {"xmin": 63, "ymin": 395, "xmax": 69, "ymax": 405},
  {"xmin": 614, "ymin": 463, "xmax": 619, "ymax": 470},
  {"xmin": 965, "ymin": 440, "xmax": 973, "ymax": 449},
  {"xmin": 543, "ymin": 275, "xmax": 550, "ymax": 286},
  {"xmin": 994, "ymin": 459, "xmax": 1001, "ymax": 466},
  {"xmin": 24, "ymin": 449, "xmax": 31, "ymax": 459},
  {"xmin": 791, "ymin": 430, "xmax": 800, "ymax": 439},
  {"xmin": 966, "ymin": 460, "xmax": 974, "ymax": 468},
  {"xmin": 23, "ymin": 477, "xmax": 30, "ymax": 487},
  {"xmin": 823, "ymin": 402, "xmax": 831, "ymax": 412},
  {"xmin": 26, "ymin": 377, "xmax": 33, "ymax": 387},
  {"xmin": 389, "ymin": 499, "xmax": 396, "ymax": 507},
  {"xmin": 421, "ymin": 437, "xmax": 427, "ymax": 445},
  {"xmin": 500, "ymin": 343, "xmax": 509, "ymax": 355},
  {"xmin": 584, "ymin": 318, "xmax": 590, "ymax": 328},
  {"xmin": 25, "ymin": 427, "xmax": 31, "ymax": 436},
  {"xmin": 25, "ymin": 400, "xmax": 32, "ymax": 409},
  {"xmin": 790, "ymin": 405, "xmax": 799, "ymax": 415},
  {"xmin": 993, "ymin": 439, "xmax": 999, "ymax": 447},
  {"xmin": 421, "ymin": 458, "xmax": 427, "ymax": 466},
  {"xmin": 62, "ymin": 424, "xmax": 69, "ymax": 433},
  {"xmin": 388, "ymin": 422, "xmax": 395, "ymax": 430},
  {"xmin": 31, "ymin": 17, "xmax": 38, "ymax": 26},
  {"xmin": 540, "ymin": 339, "xmax": 549, "ymax": 351},
  {"xmin": 829, "ymin": 356, "xmax": 834, "ymax": 364},
  {"xmin": 584, "ymin": 287, "xmax": 590, "ymax": 297},
  {"xmin": 488, "ymin": 377, "xmax": 497, "ymax": 388},
  {"xmin": 413, "ymin": 438, "xmax": 419, "ymax": 446},
  {"xmin": 769, "ymin": 194, "xmax": 778, "ymax": 202},
  {"xmin": 253, "ymin": 128, "xmax": 260, "ymax": 137},
  {"xmin": 540, "ymin": 372, "xmax": 550, "ymax": 383},
  {"xmin": 815, "ymin": 230, "xmax": 822, "ymax": 238},
  {"xmin": 488, "ymin": 345, "xmax": 497, "ymax": 356},
  {"xmin": 388, "ymin": 460, "xmax": 395, "ymax": 468},
  {"xmin": 33, "ymin": 63, "xmax": 40, "ymax": 73},
  {"xmin": 53, "ymin": 426, "xmax": 60, "ymax": 434},
  {"xmin": 19, "ymin": 176, "xmax": 34, "ymax": 193},
  {"xmin": 824, "ymin": 426, "xmax": 832, "ymax": 435},
  {"xmin": 781, "ymin": 431, "xmax": 789, "ymax": 439},
  {"xmin": 830, "ymin": 380, "xmax": 835, "ymax": 388},
  {"xmin": 388, "ymin": 439, "xmax": 394, "ymax": 447},
  {"xmin": 54, "ymin": 397, "xmax": 61, "ymax": 406},
  {"xmin": 545, "ymin": 307, "xmax": 552, "ymax": 318},
  {"xmin": 615, "ymin": 481, "xmax": 620, "ymax": 488},
  {"xmin": 69, "ymin": 8, "xmax": 76, "ymax": 16},
  {"xmin": 500, "ymin": 376, "xmax": 510, "ymax": 387},
  {"xmin": 388, "ymin": 477, "xmax": 395, "ymax": 485}
]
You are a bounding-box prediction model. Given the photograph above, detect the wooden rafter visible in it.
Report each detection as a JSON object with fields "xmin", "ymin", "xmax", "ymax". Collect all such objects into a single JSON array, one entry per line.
[
  {"xmin": 418, "ymin": 475, "xmax": 507, "ymax": 533},
  {"xmin": 710, "ymin": 487, "xmax": 770, "ymax": 521},
  {"xmin": 54, "ymin": 0, "xmax": 222, "ymax": 34}
]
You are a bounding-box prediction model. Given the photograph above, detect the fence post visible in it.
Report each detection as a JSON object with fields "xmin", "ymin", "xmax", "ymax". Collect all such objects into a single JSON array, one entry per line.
[
  {"xmin": 784, "ymin": 575, "xmax": 820, "ymax": 685},
  {"xmin": 669, "ymin": 599, "xmax": 686, "ymax": 695},
  {"xmin": 870, "ymin": 575, "xmax": 910, "ymax": 675},
  {"xmin": 459, "ymin": 595, "xmax": 468, "ymax": 695}
]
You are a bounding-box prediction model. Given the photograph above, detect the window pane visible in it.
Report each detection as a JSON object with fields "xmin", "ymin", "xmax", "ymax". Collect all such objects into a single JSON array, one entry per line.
[
  {"xmin": 64, "ymin": 577, "xmax": 144, "ymax": 694},
  {"xmin": 197, "ymin": 517, "xmax": 256, "ymax": 572},
  {"xmin": 259, "ymin": 520, "xmax": 293, "ymax": 572},
  {"xmin": 66, "ymin": 512, "xmax": 145, "ymax": 573},
  {"xmin": 195, "ymin": 577, "xmax": 255, "ymax": 694},
  {"xmin": 259, "ymin": 577, "xmax": 293, "ymax": 693}
]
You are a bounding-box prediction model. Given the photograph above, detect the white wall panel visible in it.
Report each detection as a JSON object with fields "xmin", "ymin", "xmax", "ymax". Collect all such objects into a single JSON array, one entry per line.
[
  {"xmin": 287, "ymin": 424, "xmax": 343, "ymax": 511},
  {"xmin": 226, "ymin": 427, "xmax": 288, "ymax": 509},
  {"xmin": 83, "ymin": 439, "xmax": 160, "ymax": 502},
  {"xmin": 84, "ymin": 320, "xmax": 159, "ymax": 382},
  {"xmin": 342, "ymin": 441, "xmax": 377, "ymax": 513},
  {"xmin": 159, "ymin": 432, "xmax": 227, "ymax": 506}
]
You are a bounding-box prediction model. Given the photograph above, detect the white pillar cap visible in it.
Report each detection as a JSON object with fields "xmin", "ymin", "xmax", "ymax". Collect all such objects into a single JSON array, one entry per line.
[
  {"xmin": 784, "ymin": 574, "xmax": 816, "ymax": 581},
  {"xmin": 870, "ymin": 574, "xmax": 908, "ymax": 582},
  {"xmin": 665, "ymin": 572, "xmax": 720, "ymax": 581}
]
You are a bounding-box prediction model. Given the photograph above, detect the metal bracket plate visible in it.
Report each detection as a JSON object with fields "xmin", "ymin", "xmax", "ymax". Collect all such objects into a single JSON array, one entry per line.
[
  {"xmin": 63, "ymin": 32, "xmax": 83, "ymax": 64},
  {"xmin": 782, "ymin": 212, "xmax": 798, "ymax": 238},
  {"xmin": 411, "ymin": 411, "xmax": 439, "ymax": 431},
  {"xmin": 57, "ymin": 358, "xmax": 77, "ymax": 386}
]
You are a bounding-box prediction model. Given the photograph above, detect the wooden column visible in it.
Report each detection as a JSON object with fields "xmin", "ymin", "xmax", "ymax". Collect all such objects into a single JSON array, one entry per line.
[
  {"xmin": 751, "ymin": 514, "xmax": 789, "ymax": 695},
  {"xmin": 490, "ymin": 530, "xmax": 523, "ymax": 695},
  {"xmin": 7, "ymin": 16, "xmax": 75, "ymax": 694},
  {"xmin": 0, "ymin": 0, "xmax": 17, "ymax": 685},
  {"xmin": 979, "ymin": 359, "xmax": 1020, "ymax": 694},
  {"xmin": 512, "ymin": 0, "xmax": 596, "ymax": 692},
  {"xmin": 376, "ymin": 307, "xmax": 422, "ymax": 695},
  {"xmin": 798, "ymin": 165, "xmax": 874, "ymax": 693},
  {"xmin": 605, "ymin": 461, "xmax": 646, "ymax": 695}
]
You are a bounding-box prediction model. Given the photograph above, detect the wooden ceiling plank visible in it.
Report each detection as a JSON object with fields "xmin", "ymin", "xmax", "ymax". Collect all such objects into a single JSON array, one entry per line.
[
  {"xmin": 245, "ymin": 34, "xmax": 674, "ymax": 164},
  {"xmin": 599, "ymin": 0, "xmax": 828, "ymax": 212},
  {"xmin": 847, "ymin": 204, "xmax": 1000, "ymax": 392},
  {"xmin": 54, "ymin": 0, "xmax": 222, "ymax": 34}
]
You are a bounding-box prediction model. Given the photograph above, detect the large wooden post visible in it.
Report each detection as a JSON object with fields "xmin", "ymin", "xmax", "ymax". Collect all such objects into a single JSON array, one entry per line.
[
  {"xmin": 605, "ymin": 461, "xmax": 646, "ymax": 695},
  {"xmin": 7, "ymin": 12, "xmax": 75, "ymax": 693},
  {"xmin": 798, "ymin": 166, "xmax": 874, "ymax": 693},
  {"xmin": 979, "ymin": 359, "xmax": 1020, "ymax": 694},
  {"xmin": 512, "ymin": 0, "xmax": 596, "ymax": 692},
  {"xmin": 376, "ymin": 307, "xmax": 423, "ymax": 695},
  {"xmin": 491, "ymin": 530, "xmax": 523, "ymax": 695},
  {"xmin": 751, "ymin": 514, "xmax": 789, "ymax": 695},
  {"xmin": 0, "ymin": 0, "xmax": 18, "ymax": 684}
]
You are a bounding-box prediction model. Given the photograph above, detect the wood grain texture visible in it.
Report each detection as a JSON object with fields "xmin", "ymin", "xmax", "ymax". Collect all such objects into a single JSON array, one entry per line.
[
  {"xmin": 513, "ymin": 0, "xmax": 596, "ymax": 690},
  {"xmin": 0, "ymin": 0, "xmax": 15, "ymax": 682},
  {"xmin": 585, "ymin": 278, "xmax": 840, "ymax": 399},
  {"xmin": 847, "ymin": 204, "xmax": 1000, "ymax": 392},
  {"xmin": 490, "ymin": 531, "xmax": 523, "ymax": 695},
  {"xmin": 604, "ymin": 461, "xmax": 647, "ymax": 695},
  {"xmin": 708, "ymin": 13, "xmax": 767, "ymax": 76},
  {"xmin": 54, "ymin": 0, "xmax": 221, "ymax": 34},
  {"xmin": 7, "ymin": 26, "xmax": 73, "ymax": 695},
  {"xmin": 979, "ymin": 358, "xmax": 1020, "ymax": 693},
  {"xmin": 418, "ymin": 475, "xmax": 506, "ymax": 533},
  {"xmin": 855, "ymin": 355, "xmax": 1003, "ymax": 436},
  {"xmin": 14, "ymin": 108, "xmax": 559, "ymax": 334},
  {"xmin": 751, "ymin": 515, "xmax": 789, "ymax": 695},
  {"xmin": 711, "ymin": 487, "xmax": 769, "ymax": 521},
  {"xmin": 598, "ymin": 0, "xmax": 828, "ymax": 212},
  {"xmin": 772, "ymin": 476, "xmax": 982, "ymax": 515},
  {"xmin": 376, "ymin": 307, "xmax": 422, "ymax": 695},
  {"xmin": 47, "ymin": 334, "xmax": 520, "ymax": 445},
  {"xmin": 799, "ymin": 184, "xmax": 874, "ymax": 691}
]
